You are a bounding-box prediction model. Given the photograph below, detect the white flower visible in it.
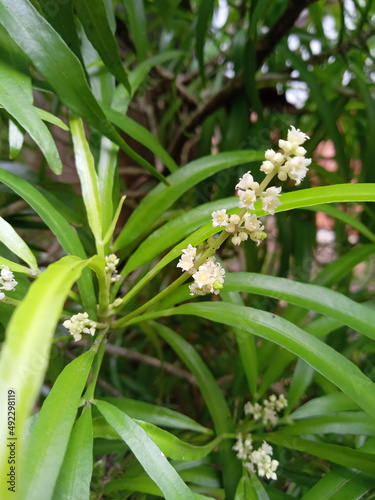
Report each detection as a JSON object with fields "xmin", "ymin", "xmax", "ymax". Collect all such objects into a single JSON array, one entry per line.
[
  {"xmin": 283, "ymin": 156, "xmax": 312, "ymax": 185},
  {"xmin": 229, "ymin": 214, "xmax": 241, "ymax": 225},
  {"xmin": 260, "ymin": 186, "xmax": 282, "ymax": 215},
  {"xmin": 233, "ymin": 433, "xmax": 253, "ymax": 460},
  {"xmin": 212, "ymin": 209, "xmax": 229, "ymax": 227},
  {"xmin": 0, "ymin": 265, "xmax": 18, "ymax": 299},
  {"xmin": 190, "ymin": 257, "xmax": 225, "ymax": 296},
  {"xmin": 264, "ymin": 149, "xmax": 285, "ymax": 166},
  {"xmin": 279, "ymin": 126, "xmax": 310, "ymax": 156},
  {"xmin": 243, "ymin": 213, "xmax": 264, "ymax": 232},
  {"xmin": 236, "ymin": 172, "xmax": 259, "ymax": 191},
  {"xmin": 232, "ymin": 235, "xmax": 242, "ymax": 246},
  {"xmin": 225, "ymin": 223, "xmax": 236, "ymax": 233},
  {"xmin": 238, "ymin": 189, "xmax": 257, "ymax": 209},
  {"xmin": 260, "ymin": 441, "xmax": 273, "ymax": 456},
  {"xmin": 238, "ymin": 231, "xmax": 248, "ymax": 241},
  {"xmin": 63, "ymin": 312, "xmax": 97, "ymax": 342},
  {"xmin": 275, "ymin": 394, "xmax": 288, "ymax": 411},
  {"xmin": 287, "ymin": 125, "xmax": 309, "ymax": 145},
  {"xmin": 177, "ymin": 244, "xmax": 197, "ymax": 272},
  {"xmin": 249, "ymin": 229, "xmax": 267, "ymax": 245},
  {"xmin": 262, "ymin": 407, "xmax": 279, "ymax": 426},
  {"xmin": 260, "ymin": 160, "xmax": 275, "ymax": 174},
  {"xmin": 244, "ymin": 401, "xmax": 263, "ymax": 420},
  {"xmin": 105, "ymin": 254, "xmax": 119, "ymax": 273}
]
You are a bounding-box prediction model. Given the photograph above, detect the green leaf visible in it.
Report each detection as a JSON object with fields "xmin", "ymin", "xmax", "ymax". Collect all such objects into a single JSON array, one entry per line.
[
  {"xmin": 53, "ymin": 405, "xmax": 93, "ymax": 500},
  {"xmin": 8, "ymin": 118, "xmax": 23, "ymax": 159},
  {"xmin": 195, "ymin": 0, "xmax": 215, "ymax": 81},
  {"xmin": 20, "ymin": 350, "xmax": 95, "ymax": 500},
  {"xmin": 0, "ymin": 257, "xmax": 36, "ymax": 276},
  {"xmin": 290, "ymin": 393, "xmax": 360, "ymax": 420},
  {"xmin": 224, "ymin": 272, "xmax": 375, "ymax": 341},
  {"xmin": 0, "ymin": 169, "xmax": 97, "ymax": 318},
  {"xmin": 123, "ymin": 0, "xmax": 148, "ymax": 61},
  {"xmin": 0, "ymin": 256, "xmax": 91, "ymax": 497},
  {"xmin": 94, "ymin": 417, "xmax": 223, "ymax": 460},
  {"xmin": 145, "ymin": 304, "xmax": 375, "ymax": 419},
  {"xmin": 35, "ymin": 107, "xmax": 69, "ymax": 131},
  {"xmin": 235, "ymin": 474, "xmax": 270, "ymax": 500},
  {"xmin": 279, "ymin": 413, "xmax": 375, "ymax": 436},
  {"xmin": 102, "ymin": 105, "xmax": 178, "ymax": 173},
  {"xmin": 38, "ymin": 0, "xmax": 82, "ymax": 62},
  {"xmin": 114, "ymin": 150, "xmax": 264, "ymax": 251},
  {"xmin": 95, "ymin": 400, "xmax": 196, "ymax": 500},
  {"xmin": 0, "ymin": 0, "xmax": 167, "ymax": 184},
  {"xmin": 97, "ymin": 397, "xmax": 212, "ymax": 434},
  {"xmin": 0, "ymin": 25, "xmax": 62, "ymax": 173},
  {"xmin": 259, "ymin": 433, "xmax": 375, "ymax": 475},
  {"xmin": 150, "ymin": 322, "xmax": 241, "ymax": 499},
  {"xmin": 0, "ymin": 216, "xmax": 38, "ymax": 270},
  {"xmin": 74, "ymin": 0, "xmax": 130, "ymax": 91},
  {"xmin": 69, "ymin": 114, "xmax": 103, "ymax": 244}
]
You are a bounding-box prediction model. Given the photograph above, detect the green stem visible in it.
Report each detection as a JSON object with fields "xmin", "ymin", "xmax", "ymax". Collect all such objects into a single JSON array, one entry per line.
[{"xmin": 83, "ymin": 329, "xmax": 108, "ymax": 401}]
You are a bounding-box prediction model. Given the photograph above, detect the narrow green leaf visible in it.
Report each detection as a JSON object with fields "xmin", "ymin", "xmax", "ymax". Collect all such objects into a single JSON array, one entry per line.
[
  {"xmin": 96, "ymin": 400, "xmax": 196, "ymax": 500},
  {"xmin": 69, "ymin": 114, "xmax": 103, "ymax": 243},
  {"xmin": 290, "ymin": 393, "xmax": 360, "ymax": 420},
  {"xmin": 0, "ymin": 216, "xmax": 38, "ymax": 270},
  {"xmin": 195, "ymin": 0, "xmax": 215, "ymax": 81},
  {"xmin": 147, "ymin": 303, "xmax": 375, "ymax": 419},
  {"xmin": 0, "ymin": 25, "xmax": 62, "ymax": 173},
  {"xmin": 151, "ymin": 322, "xmax": 241, "ymax": 499},
  {"xmin": 53, "ymin": 405, "xmax": 93, "ymax": 500},
  {"xmin": 123, "ymin": 0, "xmax": 148, "ymax": 61},
  {"xmin": 0, "ymin": 169, "xmax": 97, "ymax": 317},
  {"xmin": 35, "ymin": 108, "xmax": 69, "ymax": 131},
  {"xmin": 98, "ymin": 397, "xmax": 212, "ymax": 434},
  {"xmin": 102, "ymin": 195, "xmax": 126, "ymax": 246},
  {"xmin": 20, "ymin": 350, "xmax": 95, "ymax": 500},
  {"xmin": 8, "ymin": 118, "xmax": 23, "ymax": 159},
  {"xmin": 0, "ymin": 257, "xmax": 36, "ymax": 276},
  {"xmin": 0, "ymin": 0, "xmax": 167, "ymax": 183},
  {"xmin": 260, "ymin": 433, "xmax": 375, "ymax": 475},
  {"xmin": 38, "ymin": 0, "xmax": 82, "ymax": 62},
  {"xmin": 224, "ymin": 273, "xmax": 375, "ymax": 341},
  {"xmin": 114, "ymin": 150, "xmax": 264, "ymax": 251},
  {"xmin": 0, "ymin": 256, "xmax": 91, "ymax": 497},
  {"xmin": 94, "ymin": 417, "xmax": 223, "ymax": 461},
  {"xmin": 300, "ymin": 438, "xmax": 375, "ymax": 500},
  {"xmin": 103, "ymin": 105, "xmax": 178, "ymax": 173},
  {"xmin": 74, "ymin": 0, "xmax": 130, "ymax": 91},
  {"xmin": 235, "ymin": 474, "xmax": 270, "ymax": 500},
  {"xmin": 279, "ymin": 413, "xmax": 375, "ymax": 436}
]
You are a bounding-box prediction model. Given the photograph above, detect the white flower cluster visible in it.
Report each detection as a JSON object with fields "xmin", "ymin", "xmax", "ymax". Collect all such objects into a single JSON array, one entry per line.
[
  {"xmin": 233, "ymin": 434, "xmax": 279, "ymax": 481},
  {"xmin": 211, "ymin": 126, "xmax": 311, "ymax": 247},
  {"xmin": 244, "ymin": 394, "xmax": 288, "ymax": 427},
  {"xmin": 261, "ymin": 126, "xmax": 311, "ymax": 186},
  {"xmin": 212, "ymin": 209, "xmax": 266, "ymax": 246},
  {"xmin": 0, "ymin": 265, "xmax": 18, "ymax": 300},
  {"xmin": 105, "ymin": 254, "xmax": 120, "ymax": 282},
  {"xmin": 176, "ymin": 246, "xmax": 225, "ymax": 296},
  {"xmin": 63, "ymin": 312, "xmax": 97, "ymax": 342}
]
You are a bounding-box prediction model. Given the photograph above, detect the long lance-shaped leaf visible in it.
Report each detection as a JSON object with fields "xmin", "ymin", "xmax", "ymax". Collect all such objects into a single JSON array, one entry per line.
[
  {"xmin": 96, "ymin": 400, "xmax": 196, "ymax": 500},
  {"xmin": 122, "ymin": 183, "xmax": 375, "ymax": 275},
  {"xmin": 69, "ymin": 115, "xmax": 103, "ymax": 244},
  {"xmin": 114, "ymin": 150, "xmax": 265, "ymax": 250},
  {"xmin": 52, "ymin": 405, "xmax": 93, "ymax": 500},
  {"xmin": 0, "ymin": 256, "xmax": 90, "ymax": 499},
  {"xmin": 151, "ymin": 322, "xmax": 241, "ymax": 499},
  {"xmin": 0, "ymin": 216, "xmax": 38, "ymax": 271},
  {"xmin": 73, "ymin": 0, "xmax": 130, "ymax": 91},
  {"xmin": 224, "ymin": 273, "xmax": 375, "ymax": 341},
  {"xmin": 131, "ymin": 305, "xmax": 375, "ymax": 420},
  {"xmin": 0, "ymin": 169, "xmax": 97, "ymax": 317},
  {"xmin": 0, "ymin": 0, "xmax": 167, "ymax": 184},
  {"xmin": 0, "ymin": 25, "xmax": 62, "ymax": 173},
  {"xmin": 20, "ymin": 351, "xmax": 95, "ymax": 500}
]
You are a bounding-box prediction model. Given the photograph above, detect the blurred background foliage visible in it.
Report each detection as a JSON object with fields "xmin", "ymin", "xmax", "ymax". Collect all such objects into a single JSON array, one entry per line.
[{"xmin": 0, "ymin": 0, "xmax": 375, "ymax": 498}]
